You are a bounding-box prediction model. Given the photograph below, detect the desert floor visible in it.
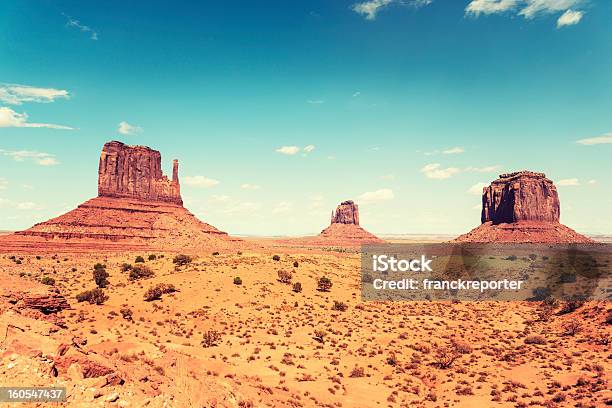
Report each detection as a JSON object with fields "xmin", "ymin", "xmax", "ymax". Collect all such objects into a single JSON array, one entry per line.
[{"xmin": 0, "ymin": 241, "xmax": 610, "ymax": 408}]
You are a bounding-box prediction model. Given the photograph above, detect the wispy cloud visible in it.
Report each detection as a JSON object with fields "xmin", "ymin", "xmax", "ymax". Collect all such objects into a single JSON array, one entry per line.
[
  {"xmin": 380, "ymin": 173, "xmax": 395, "ymax": 180},
  {"xmin": 63, "ymin": 13, "xmax": 98, "ymax": 40},
  {"xmin": 222, "ymin": 201, "xmax": 261, "ymax": 215},
  {"xmin": 359, "ymin": 188, "xmax": 395, "ymax": 203},
  {"xmin": 557, "ymin": 178, "xmax": 579, "ymax": 186},
  {"xmin": 0, "ymin": 107, "xmax": 73, "ymax": 130},
  {"xmin": 306, "ymin": 99, "xmax": 324, "ymax": 104},
  {"xmin": 0, "ymin": 178, "xmax": 7, "ymax": 190},
  {"xmin": 272, "ymin": 201, "xmax": 292, "ymax": 214},
  {"xmin": 183, "ymin": 175, "xmax": 219, "ymax": 188},
  {"xmin": 467, "ymin": 182, "xmax": 488, "ymax": 195},
  {"xmin": 466, "ymin": 0, "xmax": 585, "ymax": 27},
  {"xmin": 352, "ymin": 0, "xmax": 432, "ymax": 20},
  {"xmin": 241, "ymin": 183, "xmax": 261, "ymax": 190},
  {"xmin": 0, "ymin": 149, "xmax": 60, "ymax": 166},
  {"xmin": 576, "ymin": 133, "xmax": 612, "ymax": 145},
  {"xmin": 420, "ymin": 163, "xmax": 460, "ymax": 179},
  {"xmin": 118, "ymin": 121, "xmax": 143, "ymax": 135},
  {"xmin": 0, "ymin": 84, "xmax": 70, "ymax": 105},
  {"xmin": 442, "ymin": 147, "xmax": 465, "ymax": 154},
  {"xmin": 557, "ymin": 9, "xmax": 583, "ymax": 27},
  {"xmin": 275, "ymin": 145, "xmax": 316, "ymax": 155},
  {"xmin": 352, "ymin": 91, "xmax": 361, "ymax": 97}
]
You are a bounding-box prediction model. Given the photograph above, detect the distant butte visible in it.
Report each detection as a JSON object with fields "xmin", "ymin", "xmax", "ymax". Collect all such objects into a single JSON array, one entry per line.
[
  {"xmin": 454, "ymin": 171, "xmax": 594, "ymax": 243},
  {"xmin": 0, "ymin": 141, "xmax": 236, "ymax": 252},
  {"xmin": 317, "ymin": 201, "xmax": 385, "ymax": 245}
]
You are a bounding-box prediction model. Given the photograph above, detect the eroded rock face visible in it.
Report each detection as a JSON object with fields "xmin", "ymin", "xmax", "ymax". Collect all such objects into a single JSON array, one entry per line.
[
  {"xmin": 331, "ymin": 201, "xmax": 360, "ymax": 225},
  {"xmin": 481, "ymin": 171, "xmax": 560, "ymax": 225},
  {"xmin": 98, "ymin": 141, "xmax": 182, "ymax": 205}
]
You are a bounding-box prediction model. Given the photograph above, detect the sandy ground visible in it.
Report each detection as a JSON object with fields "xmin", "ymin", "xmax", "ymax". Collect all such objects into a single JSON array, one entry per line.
[{"xmin": 0, "ymin": 242, "xmax": 610, "ymax": 407}]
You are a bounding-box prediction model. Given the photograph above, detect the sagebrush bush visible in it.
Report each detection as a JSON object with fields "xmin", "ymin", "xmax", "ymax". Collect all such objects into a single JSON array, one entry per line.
[
  {"xmin": 129, "ymin": 264, "xmax": 155, "ymax": 281},
  {"xmin": 317, "ymin": 277, "xmax": 332, "ymax": 292},
  {"xmin": 143, "ymin": 286, "xmax": 163, "ymax": 301},
  {"xmin": 524, "ymin": 335, "xmax": 546, "ymax": 345},
  {"xmin": 202, "ymin": 330, "xmax": 222, "ymax": 347},
  {"xmin": 292, "ymin": 282, "xmax": 302, "ymax": 293},
  {"xmin": 173, "ymin": 254, "xmax": 193, "ymax": 266},
  {"xmin": 93, "ymin": 266, "xmax": 109, "ymax": 288},
  {"xmin": 277, "ymin": 270, "xmax": 292, "ymax": 284},
  {"xmin": 233, "ymin": 276, "xmax": 242, "ymax": 285},
  {"xmin": 272, "ymin": 255, "xmax": 280, "ymax": 261},
  {"xmin": 332, "ymin": 300, "xmax": 348, "ymax": 312},
  {"xmin": 76, "ymin": 288, "xmax": 108, "ymax": 305},
  {"xmin": 135, "ymin": 256, "xmax": 145, "ymax": 263},
  {"xmin": 41, "ymin": 276, "xmax": 55, "ymax": 286}
]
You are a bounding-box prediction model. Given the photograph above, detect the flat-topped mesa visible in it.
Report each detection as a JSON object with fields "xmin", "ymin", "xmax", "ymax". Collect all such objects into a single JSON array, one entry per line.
[
  {"xmin": 331, "ymin": 200, "xmax": 360, "ymax": 225},
  {"xmin": 482, "ymin": 171, "xmax": 559, "ymax": 225},
  {"xmin": 98, "ymin": 141, "xmax": 182, "ymax": 205}
]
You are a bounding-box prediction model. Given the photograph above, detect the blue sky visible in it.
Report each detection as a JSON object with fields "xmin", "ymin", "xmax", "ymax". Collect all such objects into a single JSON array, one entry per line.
[{"xmin": 1, "ymin": 0, "xmax": 611, "ymax": 235}]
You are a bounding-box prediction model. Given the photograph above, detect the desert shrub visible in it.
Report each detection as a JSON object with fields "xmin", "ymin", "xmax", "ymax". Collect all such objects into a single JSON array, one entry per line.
[
  {"xmin": 332, "ymin": 300, "xmax": 348, "ymax": 312},
  {"xmin": 292, "ymin": 282, "xmax": 302, "ymax": 293},
  {"xmin": 317, "ymin": 277, "xmax": 332, "ymax": 292},
  {"xmin": 272, "ymin": 255, "xmax": 280, "ymax": 261},
  {"xmin": 386, "ymin": 354, "xmax": 398, "ymax": 366},
  {"xmin": 93, "ymin": 266, "xmax": 109, "ymax": 288},
  {"xmin": 524, "ymin": 335, "xmax": 546, "ymax": 345},
  {"xmin": 202, "ymin": 330, "xmax": 222, "ymax": 347},
  {"xmin": 93, "ymin": 263, "xmax": 106, "ymax": 270},
  {"xmin": 148, "ymin": 254, "xmax": 157, "ymax": 261},
  {"xmin": 120, "ymin": 263, "xmax": 132, "ymax": 272},
  {"xmin": 212, "ymin": 251, "xmax": 219, "ymax": 256},
  {"xmin": 135, "ymin": 256, "xmax": 145, "ymax": 263},
  {"xmin": 143, "ymin": 286, "xmax": 163, "ymax": 301},
  {"xmin": 349, "ymin": 366, "xmax": 365, "ymax": 378},
  {"xmin": 558, "ymin": 299, "xmax": 584, "ymax": 315},
  {"xmin": 233, "ymin": 276, "xmax": 242, "ymax": 285},
  {"xmin": 14, "ymin": 259, "xmax": 21, "ymax": 264},
  {"xmin": 432, "ymin": 348, "xmax": 460, "ymax": 369},
  {"xmin": 41, "ymin": 276, "xmax": 55, "ymax": 286},
  {"xmin": 563, "ymin": 321, "xmax": 582, "ymax": 336},
  {"xmin": 120, "ymin": 307, "xmax": 133, "ymax": 321},
  {"xmin": 293, "ymin": 261, "xmax": 299, "ymax": 268},
  {"xmin": 277, "ymin": 270, "xmax": 292, "ymax": 284},
  {"xmin": 76, "ymin": 288, "xmax": 108, "ymax": 305},
  {"xmin": 313, "ymin": 330, "xmax": 326, "ymax": 343},
  {"xmin": 173, "ymin": 254, "xmax": 192, "ymax": 266},
  {"xmin": 129, "ymin": 264, "xmax": 155, "ymax": 281},
  {"xmin": 452, "ymin": 339, "xmax": 473, "ymax": 354},
  {"xmin": 157, "ymin": 283, "xmax": 177, "ymax": 294}
]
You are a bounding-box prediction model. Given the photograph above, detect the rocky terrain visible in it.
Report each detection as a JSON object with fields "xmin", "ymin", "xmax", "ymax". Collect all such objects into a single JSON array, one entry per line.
[
  {"xmin": 0, "ymin": 249, "xmax": 609, "ymax": 407},
  {"xmin": 0, "ymin": 142, "xmax": 238, "ymax": 252},
  {"xmin": 455, "ymin": 171, "xmax": 594, "ymax": 243}
]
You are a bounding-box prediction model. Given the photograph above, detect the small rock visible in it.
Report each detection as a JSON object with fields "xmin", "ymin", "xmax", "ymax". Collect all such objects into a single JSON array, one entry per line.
[{"xmin": 106, "ymin": 392, "xmax": 119, "ymax": 402}]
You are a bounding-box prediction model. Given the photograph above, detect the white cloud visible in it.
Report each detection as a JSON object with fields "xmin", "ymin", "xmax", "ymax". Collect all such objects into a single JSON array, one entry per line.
[
  {"xmin": 183, "ymin": 176, "xmax": 219, "ymax": 188},
  {"xmin": 352, "ymin": 0, "xmax": 393, "ymax": 20},
  {"xmin": 420, "ymin": 163, "xmax": 460, "ymax": 179},
  {"xmin": 576, "ymin": 133, "xmax": 612, "ymax": 145},
  {"xmin": 303, "ymin": 144, "xmax": 316, "ymax": 153},
  {"xmin": 468, "ymin": 182, "xmax": 488, "ymax": 195},
  {"xmin": 0, "ymin": 107, "xmax": 73, "ymax": 130},
  {"xmin": 272, "ymin": 201, "xmax": 292, "ymax": 214},
  {"xmin": 222, "ymin": 201, "xmax": 261, "ymax": 215},
  {"xmin": 465, "ymin": 165, "xmax": 502, "ymax": 173},
  {"xmin": 466, "ymin": 0, "xmax": 519, "ymax": 16},
  {"xmin": 118, "ymin": 121, "xmax": 143, "ymax": 135},
  {"xmin": 0, "ymin": 149, "xmax": 60, "ymax": 166},
  {"xmin": 380, "ymin": 173, "xmax": 395, "ymax": 180},
  {"xmin": 557, "ymin": 178, "xmax": 579, "ymax": 186},
  {"xmin": 0, "ymin": 84, "xmax": 70, "ymax": 105},
  {"xmin": 16, "ymin": 201, "xmax": 43, "ymax": 210},
  {"xmin": 557, "ymin": 9, "xmax": 583, "ymax": 27},
  {"xmin": 208, "ymin": 195, "xmax": 230, "ymax": 204},
  {"xmin": 359, "ymin": 188, "xmax": 395, "ymax": 203},
  {"xmin": 241, "ymin": 183, "xmax": 261, "ymax": 190},
  {"xmin": 0, "ymin": 178, "xmax": 7, "ymax": 189},
  {"xmin": 63, "ymin": 13, "xmax": 98, "ymax": 40},
  {"xmin": 587, "ymin": 179, "xmax": 597, "ymax": 185},
  {"xmin": 275, "ymin": 146, "xmax": 300, "ymax": 155},
  {"xmin": 442, "ymin": 147, "xmax": 465, "ymax": 154},
  {"xmin": 306, "ymin": 99, "xmax": 324, "ymax": 104},
  {"xmin": 352, "ymin": 91, "xmax": 361, "ymax": 97},
  {"xmin": 466, "ymin": 0, "xmax": 585, "ymax": 27}
]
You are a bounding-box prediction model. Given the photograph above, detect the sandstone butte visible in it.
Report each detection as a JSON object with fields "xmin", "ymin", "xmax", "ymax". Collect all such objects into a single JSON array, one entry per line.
[
  {"xmin": 454, "ymin": 171, "xmax": 594, "ymax": 243},
  {"xmin": 315, "ymin": 200, "xmax": 385, "ymax": 245},
  {"xmin": 0, "ymin": 141, "xmax": 237, "ymax": 252}
]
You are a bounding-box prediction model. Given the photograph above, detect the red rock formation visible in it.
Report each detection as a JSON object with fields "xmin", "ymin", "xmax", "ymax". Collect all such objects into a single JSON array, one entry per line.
[
  {"xmin": 456, "ymin": 171, "xmax": 593, "ymax": 243},
  {"xmin": 0, "ymin": 141, "xmax": 239, "ymax": 252},
  {"xmin": 330, "ymin": 200, "xmax": 360, "ymax": 225},
  {"xmin": 98, "ymin": 141, "xmax": 182, "ymax": 205}
]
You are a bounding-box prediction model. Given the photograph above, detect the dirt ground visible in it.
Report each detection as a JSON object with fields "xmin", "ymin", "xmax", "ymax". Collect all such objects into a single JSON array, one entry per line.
[{"xmin": 0, "ymin": 241, "xmax": 610, "ymax": 407}]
